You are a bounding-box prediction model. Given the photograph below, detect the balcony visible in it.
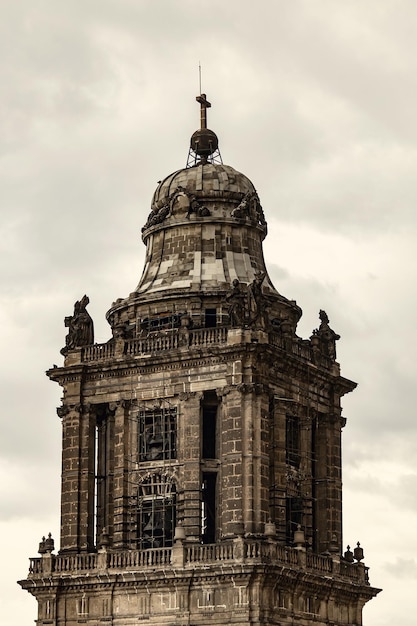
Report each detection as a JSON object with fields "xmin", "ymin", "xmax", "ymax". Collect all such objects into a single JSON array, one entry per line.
[
  {"xmin": 78, "ymin": 326, "xmax": 335, "ymax": 372},
  {"xmin": 27, "ymin": 538, "xmax": 370, "ymax": 586}
]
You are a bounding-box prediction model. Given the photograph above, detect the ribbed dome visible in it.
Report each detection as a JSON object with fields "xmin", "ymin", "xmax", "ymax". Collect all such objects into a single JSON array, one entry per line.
[{"xmin": 151, "ymin": 163, "xmax": 256, "ymax": 212}]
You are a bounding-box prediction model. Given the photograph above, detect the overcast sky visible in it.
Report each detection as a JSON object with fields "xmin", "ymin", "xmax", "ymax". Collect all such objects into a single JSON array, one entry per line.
[{"xmin": 1, "ymin": 1, "xmax": 416, "ymax": 624}]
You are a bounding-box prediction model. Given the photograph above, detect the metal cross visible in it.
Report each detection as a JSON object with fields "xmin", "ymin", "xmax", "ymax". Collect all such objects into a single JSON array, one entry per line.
[{"xmin": 196, "ymin": 93, "xmax": 211, "ymax": 129}]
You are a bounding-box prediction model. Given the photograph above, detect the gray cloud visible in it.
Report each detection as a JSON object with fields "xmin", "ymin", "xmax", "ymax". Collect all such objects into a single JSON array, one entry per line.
[{"xmin": 1, "ymin": 2, "xmax": 417, "ymax": 624}]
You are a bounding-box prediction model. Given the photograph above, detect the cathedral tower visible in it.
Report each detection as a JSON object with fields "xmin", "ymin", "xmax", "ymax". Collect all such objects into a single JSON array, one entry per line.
[{"xmin": 19, "ymin": 95, "xmax": 380, "ymax": 625}]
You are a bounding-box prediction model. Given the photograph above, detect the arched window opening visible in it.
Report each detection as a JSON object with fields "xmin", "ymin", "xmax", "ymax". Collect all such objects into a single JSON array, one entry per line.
[{"xmin": 137, "ymin": 474, "xmax": 176, "ymax": 549}]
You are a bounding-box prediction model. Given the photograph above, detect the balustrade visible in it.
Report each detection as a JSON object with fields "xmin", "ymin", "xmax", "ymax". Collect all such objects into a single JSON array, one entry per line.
[
  {"xmin": 54, "ymin": 553, "xmax": 97, "ymax": 572},
  {"xmin": 82, "ymin": 343, "xmax": 115, "ymax": 362},
  {"xmin": 28, "ymin": 540, "xmax": 366, "ymax": 585},
  {"xmin": 80, "ymin": 328, "xmax": 334, "ymax": 370},
  {"xmin": 108, "ymin": 547, "xmax": 171, "ymax": 569},
  {"xmin": 82, "ymin": 327, "xmax": 229, "ymax": 362}
]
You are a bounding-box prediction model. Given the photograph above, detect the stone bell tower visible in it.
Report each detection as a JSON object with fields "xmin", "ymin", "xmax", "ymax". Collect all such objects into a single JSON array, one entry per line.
[{"xmin": 19, "ymin": 94, "xmax": 380, "ymax": 625}]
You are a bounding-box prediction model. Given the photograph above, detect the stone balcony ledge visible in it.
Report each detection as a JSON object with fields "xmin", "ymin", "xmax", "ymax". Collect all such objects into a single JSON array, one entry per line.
[
  {"xmin": 66, "ymin": 327, "xmax": 336, "ymax": 374},
  {"xmin": 27, "ymin": 539, "xmax": 369, "ymax": 586}
]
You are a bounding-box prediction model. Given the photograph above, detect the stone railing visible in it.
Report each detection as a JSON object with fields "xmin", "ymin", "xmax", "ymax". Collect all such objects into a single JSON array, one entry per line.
[
  {"xmin": 186, "ymin": 541, "xmax": 235, "ymax": 563},
  {"xmin": 28, "ymin": 552, "xmax": 97, "ymax": 575},
  {"xmin": 27, "ymin": 539, "xmax": 369, "ymax": 585},
  {"xmin": 109, "ymin": 547, "xmax": 171, "ymax": 568},
  {"xmin": 78, "ymin": 328, "xmax": 335, "ymax": 370},
  {"xmin": 81, "ymin": 327, "xmax": 229, "ymax": 363},
  {"xmin": 189, "ymin": 326, "xmax": 228, "ymax": 347},
  {"xmin": 82, "ymin": 342, "xmax": 115, "ymax": 362},
  {"xmin": 125, "ymin": 333, "xmax": 180, "ymax": 356}
]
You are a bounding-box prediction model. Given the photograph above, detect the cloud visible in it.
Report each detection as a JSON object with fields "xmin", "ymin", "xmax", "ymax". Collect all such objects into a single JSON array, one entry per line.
[
  {"xmin": 384, "ymin": 557, "xmax": 417, "ymax": 579},
  {"xmin": 1, "ymin": 2, "xmax": 417, "ymax": 626}
]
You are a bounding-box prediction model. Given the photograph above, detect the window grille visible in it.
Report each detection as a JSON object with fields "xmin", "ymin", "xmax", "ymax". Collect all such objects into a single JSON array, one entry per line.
[
  {"xmin": 286, "ymin": 414, "xmax": 300, "ymax": 468},
  {"xmin": 138, "ymin": 408, "xmax": 176, "ymax": 462},
  {"xmin": 137, "ymin": 474, "xmax": 176, "ymax": 549}
]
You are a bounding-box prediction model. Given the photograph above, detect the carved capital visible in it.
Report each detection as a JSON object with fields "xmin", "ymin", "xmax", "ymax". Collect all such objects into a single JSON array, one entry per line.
[
  {"xmin": 68, "ymin": 403, "xmax": 82, "ymax": 414},
  {"xmin": 178, "ymin": 391, "xmax": 197, "ymax": 401},
  {"xmin": 216, "ymin": 385, "xmax": 234, "ymax": 397},
  {"xmin": 56, "ymin": 405, "xmax": 69, "ymax": 419},
  {"xmin": 236, "ymin": 383, "xmax": 266, "ymax": 395}
]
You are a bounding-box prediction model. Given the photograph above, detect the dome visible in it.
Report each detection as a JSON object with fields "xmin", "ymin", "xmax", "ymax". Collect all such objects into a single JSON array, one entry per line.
[{"xmin": 151, "ymin": 163, "xmax": 257, "ymax": 213}]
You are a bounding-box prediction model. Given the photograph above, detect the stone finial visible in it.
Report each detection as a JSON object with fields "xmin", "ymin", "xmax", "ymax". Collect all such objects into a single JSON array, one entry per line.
[
  {"xmin": 344, "ymin": 545, "xmax": 354, "ymax": 563},
  {"xmin": 294, "ymin": 524, "xmax": 305, "ymax": 548},
  {"xmin": 98, "ymin": 527, "xmax": 110, "ymax": 549},
  {"xmin": 264, "ymin": 520, "xmax": 277, "ymax": 539},
  {"xmin": 38, "ymin": 533, "xmax": 55, "ymax": 554},
  {"xmin": 174, "ymin": 525, "xmax": 186, "ymax": 543},
  {"xmin": 38, "ymin": 536, "xmax": 47, "ymax": 554},
  {"xmin": 354, "ymin": 541, "xmax": 364, "ymax": 562}
]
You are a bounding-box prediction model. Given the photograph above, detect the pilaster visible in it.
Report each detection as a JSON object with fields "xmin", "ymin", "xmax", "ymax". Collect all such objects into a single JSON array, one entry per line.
[
  {"xmin": 112, "ymin": 400, "xmax": 131, "ymax": 548},
  {"xmin": 179, "ymin": 391, "xmax": 202, "ymax": 542}
]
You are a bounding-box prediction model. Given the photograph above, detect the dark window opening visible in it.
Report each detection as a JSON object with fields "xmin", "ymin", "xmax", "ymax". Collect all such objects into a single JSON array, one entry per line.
[
  {"xmin": 286, "ymin": 414, "xmax": 300, "ymax": 468},
  {"xmin": 138, "ymin": 408, "xmax": 176, "ymax": 462},
  {"xmin": 136, "ymin": 475, "xmax": 176, "ymax": 549},
  {"xmin": 201, "ymin": 473, "xmax": 216, "ymax": 544},
  {"xmin": 286, "ymin": 496, "xmax": 303, "ymax": 545},
  {"xmin": 311, "ymin": 418, "xmax": 317, "ymax": 552},
  {"xmin": 139, "ymin": 312, "xmax": 181, "ymax": 333},
  {"xmin": 94, "ymin": 404, "xmax": 113, "ymax": 547},
  {"xmin": 202, "ymin": 392, "xmax": 218, "ymax": 459},
  {"xmin": 205, "ymin": 308, "xmax": 217, "ymax": 328}
]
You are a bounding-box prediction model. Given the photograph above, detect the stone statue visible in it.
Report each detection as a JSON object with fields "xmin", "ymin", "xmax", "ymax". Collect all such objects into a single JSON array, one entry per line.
[
  {"xmin": 226, "ymin": 279, "xmax": 246, "ymax": 327},
  {"xmin": 231, "ymin": 192, "xmax": 250, "ymax": 219},
  {"xmin": 231, "ymin": 191, "xmax": 266, "ymax": 230},
  {"xmin": 311, "ymin": 309, "xmax": 340, "ymax": 360},
  {"xmin": 61, "ymin": 295, "xmax": 94, "ymax": 355},
  {"xmin": 247, "ymin": 270, "xmax": 268, "ymax": 328}
]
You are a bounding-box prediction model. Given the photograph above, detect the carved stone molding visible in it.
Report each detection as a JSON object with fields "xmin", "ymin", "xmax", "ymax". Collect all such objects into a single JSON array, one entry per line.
[
  {"xmin": 236, "ymin": 383, "xmax": 266, "ymax": 395},
  {"xmin": 178, "ymin": 391, "xmax": 197, "ymax": 401},
  {"xmin": 68, "ymin": 403, "xmax": 82, "ymax": 414}
]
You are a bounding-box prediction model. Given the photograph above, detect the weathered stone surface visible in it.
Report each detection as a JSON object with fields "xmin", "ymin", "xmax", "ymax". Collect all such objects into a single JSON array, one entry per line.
[{"xmin": 19, "ymin": 97, "xmax": 380, "ymax": 625}]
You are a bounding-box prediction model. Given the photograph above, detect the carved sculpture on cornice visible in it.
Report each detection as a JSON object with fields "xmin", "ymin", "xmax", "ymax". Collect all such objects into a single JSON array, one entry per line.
[
  {"xmin": 61, "ymin": 295, "xmax": 94, "ymax": 355},
  {"xmin": 56, "ymin": 405, "xmax": 69, "ymax": 419},
  {"xmin": 142, "ymin": 186, "xmax": 211, "ymax": 232},
  {"xmin": 311, "ymin": 310, "xmax": 340, "ymax": 361},
  {"xmin": 231, "ymin": 191, "xmax": 266, "ymax": 229},
  {"xmin": 225, "ymin": 279, "xmax": 246, "ymax": 327},
  {"xmin": 247, "ymin": 270, "xmax": 269, "ymax": 328}
]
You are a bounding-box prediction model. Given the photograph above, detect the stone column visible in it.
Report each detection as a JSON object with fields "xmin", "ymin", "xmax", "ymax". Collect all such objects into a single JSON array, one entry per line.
[
  {"xmin": 219, "ymin": 383, "xmax": 269, "ymax": 537},
  {"xmin": 218, "ymin": 386, "xmax": 243, "ymax": 537},
  {"xmin": 299, "ymin": 405, "xmax": 314, "ymax": 546},
  {"xmin": 179, "ymin": 392, "xmax": 202, "ymax": 542},
  {"xmin": 58, "ymin": 404, "xmax": 80, "ymax": 553},
  {"xmin": 58, "ymin": 403, "xmax": 95, "ymax": 553},
  {"xmin": 112, "ymin": 400, "xmax": 131, "ymax": 548},
  {"xmin": 79, "ymin": 403, "xmax": 96, "ymax": 552},
  {"xmin": 314, "ymin": 411, "xmax": 343, "ymax": 553},
  {"xmin": 239, "ymin": 384, "xmax": 270, "ymax": 535},
  {"xmin": 270, "ymin": 398, "xmax": 288, "ymax": 543}
]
